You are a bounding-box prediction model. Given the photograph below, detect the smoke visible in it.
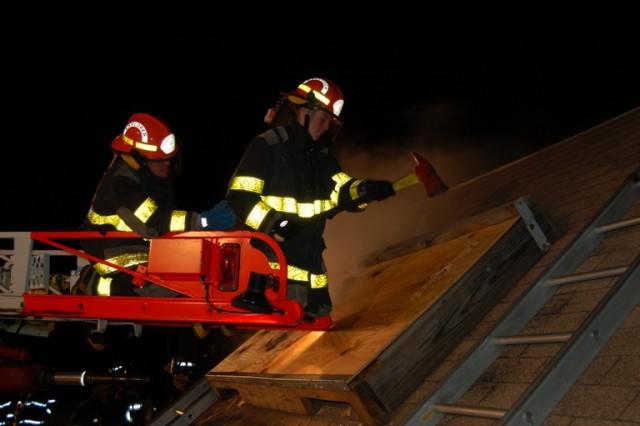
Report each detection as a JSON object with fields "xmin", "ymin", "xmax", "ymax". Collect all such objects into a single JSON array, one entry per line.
[{"xmin": 324, "ymin": 99, "xmax": 534, "ymax": 300}]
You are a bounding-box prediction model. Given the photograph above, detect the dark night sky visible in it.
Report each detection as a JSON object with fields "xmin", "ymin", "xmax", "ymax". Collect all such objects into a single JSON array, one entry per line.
[{"xmin": 3, "ymin": 25, "xmax": 638, "ymax": 232}]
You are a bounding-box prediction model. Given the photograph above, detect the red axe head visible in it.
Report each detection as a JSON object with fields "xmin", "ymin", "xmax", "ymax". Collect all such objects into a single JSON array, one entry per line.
[{"xmin": 411, "ymin": 151, "xmax": 448, "ymax": 197}]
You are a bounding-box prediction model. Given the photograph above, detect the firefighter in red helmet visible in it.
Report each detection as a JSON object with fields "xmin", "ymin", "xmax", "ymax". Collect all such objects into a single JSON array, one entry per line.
[
  {"xmin": 226, "ymin": 78, "xmax": 396, "ymax": 319},
  {"xmin": 79, "ymin": 112, "xmax": 236, "ymax": 297}
]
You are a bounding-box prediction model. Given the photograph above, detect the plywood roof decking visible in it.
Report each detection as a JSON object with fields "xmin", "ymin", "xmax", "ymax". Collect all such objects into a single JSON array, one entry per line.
[
  {"xmin": 193, "ymin": 106, "xmax": 640, "ymax": 425},
  {"xmin": 206, "ymin": 209, "xmax": 551, "ymax": 425}
]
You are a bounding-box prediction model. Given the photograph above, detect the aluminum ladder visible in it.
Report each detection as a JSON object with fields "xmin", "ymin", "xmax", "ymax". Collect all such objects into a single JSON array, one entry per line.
[{"xmin": 403, "ymin": 167, "xmax": 640, "ymax": 426}]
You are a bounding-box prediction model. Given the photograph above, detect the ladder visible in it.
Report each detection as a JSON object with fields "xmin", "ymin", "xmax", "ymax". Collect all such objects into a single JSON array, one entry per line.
[{"xmin": 404, "ymin": 167, "xmax": 640, "ymax": 426}]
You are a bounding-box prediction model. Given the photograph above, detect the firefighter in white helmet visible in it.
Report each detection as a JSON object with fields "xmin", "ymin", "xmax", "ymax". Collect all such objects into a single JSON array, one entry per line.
[
  {"xmin": 79, "ymin": 112, "xmax": 236, "ymax": 297},
  {"xmin": 226, "ymin": 78, "xmax": 395, "ymax": 319}
]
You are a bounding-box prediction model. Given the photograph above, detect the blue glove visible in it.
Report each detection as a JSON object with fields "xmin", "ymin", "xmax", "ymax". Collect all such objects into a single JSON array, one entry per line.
[{"xmin": 201, "ymin": 200, "xmax": 236, "ymax": 230}]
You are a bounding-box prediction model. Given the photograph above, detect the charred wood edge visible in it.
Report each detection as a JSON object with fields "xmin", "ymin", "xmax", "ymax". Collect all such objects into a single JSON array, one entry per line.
[
  {"xmin": 362, "ymin": 196, "xmax": 563, "ymax": 267},
  {"xmin": 357, "ymin": 198, "xmax": 563, "ymax": 417}
]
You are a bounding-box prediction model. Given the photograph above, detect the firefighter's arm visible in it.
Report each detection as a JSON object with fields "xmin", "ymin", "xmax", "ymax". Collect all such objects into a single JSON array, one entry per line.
[{"xmin": 116, "ymin": 206, "xmax": 159, "ymax": 238}]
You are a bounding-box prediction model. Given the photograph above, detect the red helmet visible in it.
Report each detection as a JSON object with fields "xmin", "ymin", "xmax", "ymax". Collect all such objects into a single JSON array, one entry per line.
[
  {"xmin": 111, "ymin": 113, "xmax": 180, "ymax": 160},
  {"xmin": 286, "ymin": 77, "xmax": 345, "ymax": 121}
]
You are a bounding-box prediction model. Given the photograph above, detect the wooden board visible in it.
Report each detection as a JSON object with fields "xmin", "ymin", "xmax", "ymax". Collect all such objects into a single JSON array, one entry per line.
[{"xmin": 206, "ymin": 199, "xmax": 557, "ymax": 425}]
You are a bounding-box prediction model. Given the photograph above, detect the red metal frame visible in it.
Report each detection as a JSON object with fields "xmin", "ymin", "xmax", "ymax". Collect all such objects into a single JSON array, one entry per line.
[{"xmin": 18, "ymin": 231, "xmax": 332, "ymax": 331}]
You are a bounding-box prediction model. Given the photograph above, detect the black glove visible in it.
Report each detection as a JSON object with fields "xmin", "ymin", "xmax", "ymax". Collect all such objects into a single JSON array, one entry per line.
[
  {"xmin": 270, "ymin": 216, "xmax": 301, "ymax": 243},
  {"xmin": 358, "ymin": 180, "xmax": 396, "ymax": 202}
]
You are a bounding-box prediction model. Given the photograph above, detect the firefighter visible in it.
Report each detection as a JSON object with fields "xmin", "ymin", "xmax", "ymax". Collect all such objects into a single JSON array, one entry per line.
[
  {"xmin": 226, "ymin": 77, "xmax": 396, "ymax": 319},
  {"xmin": 79, "ymin": 112, "xmax": 236, "ymax": 297}
]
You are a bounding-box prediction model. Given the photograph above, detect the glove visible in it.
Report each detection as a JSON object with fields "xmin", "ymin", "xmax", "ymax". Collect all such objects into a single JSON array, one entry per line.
[
  {"xmin": 358, "ymin": 180, "xmax": 396, "ymax": 202},
  {"xmin": 270, "ymin": 216, "xmax": 301, "ymax": 243},
  {"xmin": 201, "ymin": 200, "xmax": 236, "ymax": 230}
]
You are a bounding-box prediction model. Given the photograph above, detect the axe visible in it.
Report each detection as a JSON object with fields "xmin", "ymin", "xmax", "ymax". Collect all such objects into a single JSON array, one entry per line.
[{"xmin": 392, "ymin": 151, "xmax": 448, "ymax": 196}]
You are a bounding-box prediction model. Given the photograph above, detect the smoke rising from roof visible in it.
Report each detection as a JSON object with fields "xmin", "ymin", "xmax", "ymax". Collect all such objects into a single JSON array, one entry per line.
[{"xmin": 324, "ymin": 99, "xmax": 553, "ymax": 299}]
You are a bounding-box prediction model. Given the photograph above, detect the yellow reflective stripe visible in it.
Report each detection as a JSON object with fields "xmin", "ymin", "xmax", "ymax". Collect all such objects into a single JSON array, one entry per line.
[
  {"xmin": 122, "ymin": 134, "xmax": 158, "ymax": 153},
  {"xmin": 134, "ymin": 197, "xmax": 157, "ymax": 223},
  {"xmin": 333, "ymin": 172, "xmax": 352, "ymax": 187},
  {"xmin": 96, "ymin": 277, "xmax": 112, "ymax": 296},
  {"xmin": 245, "ymin": 195, "xmax": 337, "ymax": 227},
  {"xmin": 285, "ymin": 264, "xmax": 328, "ymax": 289},
  {"xmin": 87, "ymin": 197, "xmax": 158, "ymax": 231},
  {"xmin": 349, "ymin": 179, "xmax": 365, "ymax": 200},
  {"xmin": 93, "ymin": 253, "xmax": 149, "ymax": 276},
  {"xmin": 261, "ymin": 196, "xmax": 335, "ymax": 218},
  {"xmin": 170, "ymin": 210, "xmax": 188, "ymax": 232},
  {"xmin": 232, "ymin": 171, "xmax": 364, "ymax": 224},
  {"xmin": 310, "ymin": 273, "xmax": 328, "ymax": 289},
  {"xmin": 246, "ymin": 201, "xmax": 271, "ymax": 229},
  {"xmin": 262, "ymin": 195, "xmax": 297, "ymax": 214},
  {"xmin": 87, "ymin": 208, "xmax": 132, "ymax": 231},
  {"xmin": 230, "ymin": 176, "xmax": 264, "ymax": 194},
  {"xmin": 288, "ymin": 264, "xmax": 308, "ymax": 281},
  {"xmin": 298, "ymin": 83, "xmax": 330, "ymax": 107}
]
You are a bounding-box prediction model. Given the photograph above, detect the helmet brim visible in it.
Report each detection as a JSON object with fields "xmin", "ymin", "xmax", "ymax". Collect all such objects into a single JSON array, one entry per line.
[{"xmin": 281, "ymin": 92, "xmax": 308, "ymax": 105}]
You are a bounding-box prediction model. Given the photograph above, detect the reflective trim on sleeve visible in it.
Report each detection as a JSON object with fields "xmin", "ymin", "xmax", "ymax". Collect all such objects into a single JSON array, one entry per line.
[
  {"xmin": 233, "ymin": 171, "xmax": 362, "ymax": 224},
  {"xmin": 332, "ymin": 172, "xmax": 352, "ymax": 187},
  {"xmin": 349, "ymin": 179, "xmax": 365, "ymax": 201},
  {"xmin": 87, "ymin": 196, "xmax": 158, "ymax": 231},
  {"xmin": 230, "ymin": 176, "xmax": 264, "ymax": 194},
  {"xmin": 246, "ymin": 201, "xmax": 272, "ymax": 230},
  {"xmin": 260, "ymin": 196, "xmax": 336, "ymax": 218},
  {"xmin": 87, "ymin": 208, "xmax": 132, "ymax": 231},
  {"xmin": 170, "ymin": 210, "xmax": 188, "ymax": 232},
  {"xmin": 134, "ymin": 198, "xmax": 158, "ymax": 223}
]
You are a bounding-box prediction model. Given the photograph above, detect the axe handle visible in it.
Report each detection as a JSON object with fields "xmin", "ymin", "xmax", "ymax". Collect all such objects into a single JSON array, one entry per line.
[{"xmin": 392, "ymin": 172, "xmax": 420, "ymax": 192}]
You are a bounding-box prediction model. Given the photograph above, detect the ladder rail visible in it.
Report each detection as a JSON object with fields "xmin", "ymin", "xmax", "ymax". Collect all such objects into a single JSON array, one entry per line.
[{"xmin": 403, "ymin": 168, "xmax": 640, "ymax": 426}]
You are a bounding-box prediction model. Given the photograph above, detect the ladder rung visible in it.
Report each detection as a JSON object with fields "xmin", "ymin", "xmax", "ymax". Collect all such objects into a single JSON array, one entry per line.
[
  {"xmin": 596, "ymin": 216, "xmax": 640, "ymax": 233},
  {"xmin": 494, "ymin": 333, "xmax": 572, "ymax": 345},
  {"xmin": 546, "ymin": 266, "xmax": 627, "ymax": 286},
  {"xmin": 433, "ymin": 403, "xmax": 506, "ymax": 419}
]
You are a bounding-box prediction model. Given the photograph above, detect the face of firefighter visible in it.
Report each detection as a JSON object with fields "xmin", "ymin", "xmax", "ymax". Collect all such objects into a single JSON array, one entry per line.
[
  {"xmin": 299, "ymin": 108, "xmax": 333, "ymax": 141},
  {"xmin": 146, "ymin": 159, "xmax": 172, "ymax": 179}
]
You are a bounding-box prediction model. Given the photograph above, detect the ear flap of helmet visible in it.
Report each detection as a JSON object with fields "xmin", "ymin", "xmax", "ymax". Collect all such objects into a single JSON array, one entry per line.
[{"xmin": 121, "ymin": 154, "xmax": 142, "ymax": 170}]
